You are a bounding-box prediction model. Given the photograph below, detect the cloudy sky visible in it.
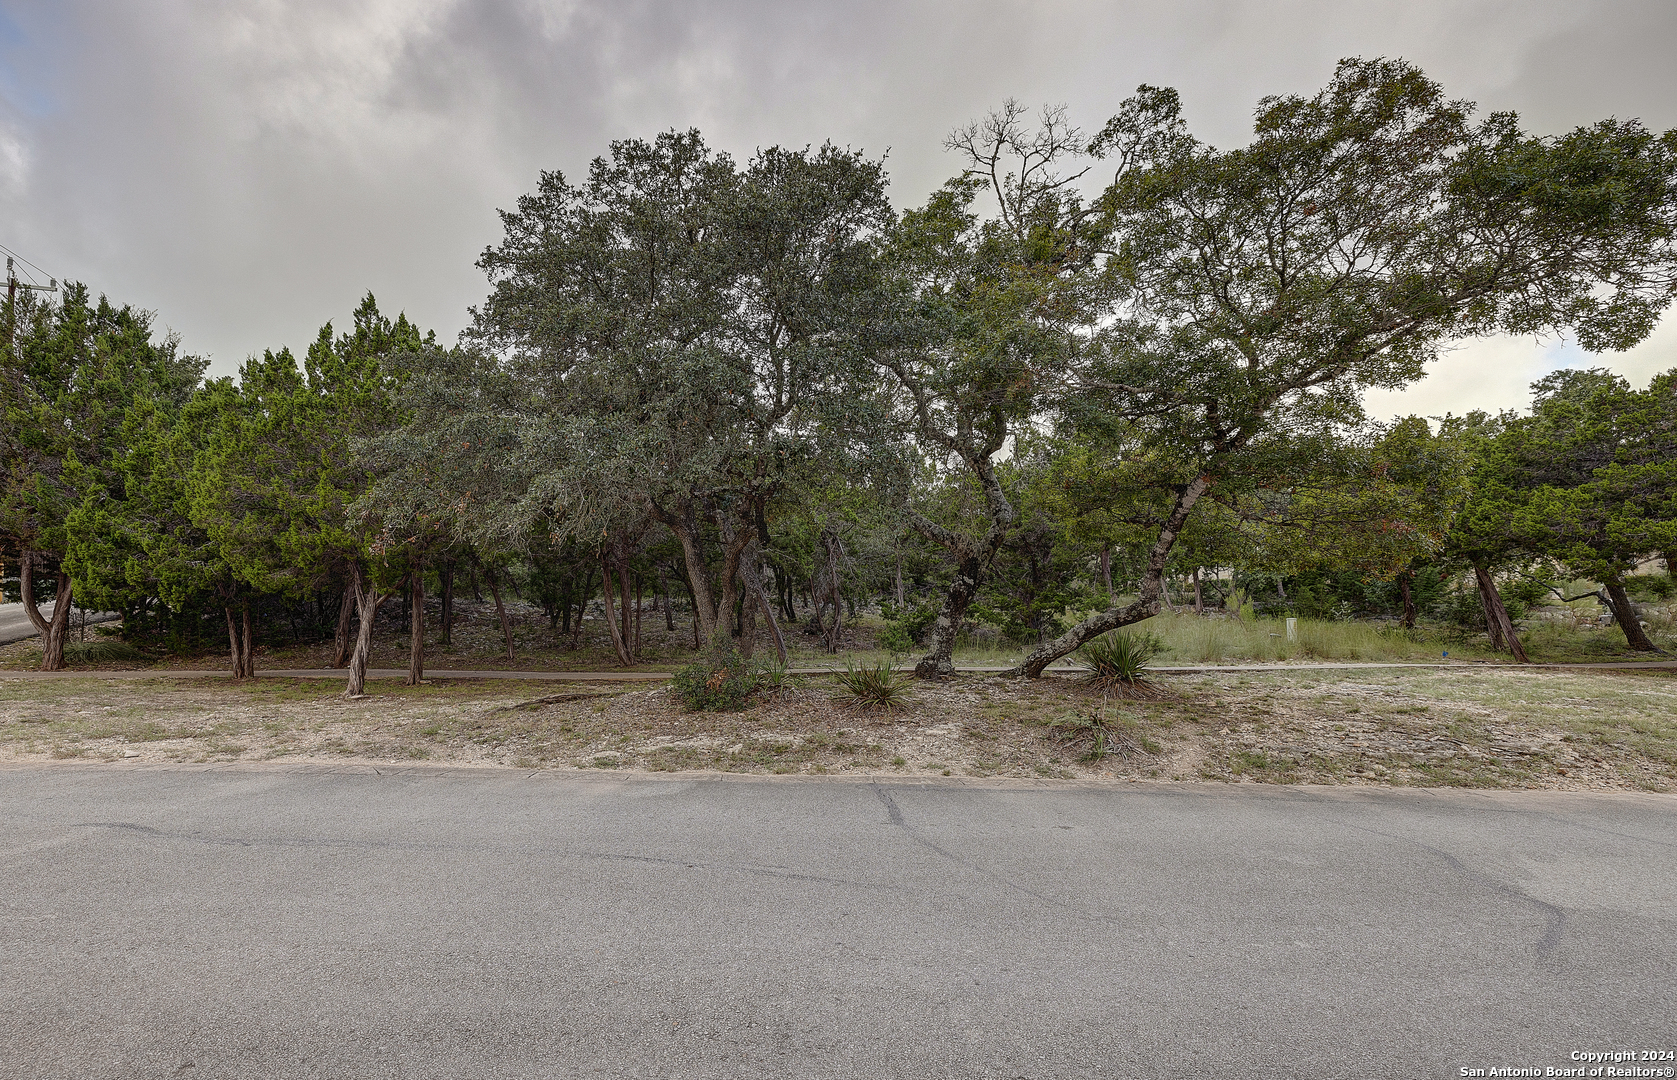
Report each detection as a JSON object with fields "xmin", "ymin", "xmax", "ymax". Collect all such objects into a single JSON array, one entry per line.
[{"xmin": 2, "ymin": 0, "xmax": 1674, "ymax": 417}]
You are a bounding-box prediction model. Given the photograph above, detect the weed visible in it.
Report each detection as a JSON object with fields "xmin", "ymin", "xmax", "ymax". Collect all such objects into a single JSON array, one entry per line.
[{"xmin": 1049, "ymin": 699, "xmax": 1162, "ymax": 763}]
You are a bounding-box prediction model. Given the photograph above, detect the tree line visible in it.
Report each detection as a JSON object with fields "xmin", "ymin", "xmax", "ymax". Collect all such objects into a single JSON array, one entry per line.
[{"xmin": 4, "ymin": 59, "xmax": 1675, "ymax": 689}]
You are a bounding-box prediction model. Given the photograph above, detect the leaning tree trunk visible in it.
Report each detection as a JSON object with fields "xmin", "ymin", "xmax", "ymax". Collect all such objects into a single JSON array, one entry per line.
[
  {"xmin": 1473, "ymin": 566, "xmax": 1529, "ymax": 663},
  {"xmin": 1603, "ymin": 577, "xmax": 1658, "ymax": 652},
  {"xmin": 1399, "ymin": 571, "xmax": 1417, "ymax": 630},
  {"xmin": 1008, "ymin": 475, "xmax": 1212, "ymax": 679},
  {"xmin": 406, "ymin": 571, "xmax": 425, "ymax": 686},
  {"xmin": 599, "ymin": 551, "xmax": 632, "ymax": 667},
  {"xmin": 332, "ymin": 588, "xmax": 355, "ymax": 667},
  {"xmin": 484, "ymin": 566, "xmax": 516, "ymax": 662},
  {"xmin": 739, "ymin": 541, "xmax": 788, "ymax": 666},
  {"xmin": 343, "ymin": 566, "xmax": 384, "ymax": 698},
  {"xmin": 20, "ymin": 554, "xmax": 73, "ymax": 672}
]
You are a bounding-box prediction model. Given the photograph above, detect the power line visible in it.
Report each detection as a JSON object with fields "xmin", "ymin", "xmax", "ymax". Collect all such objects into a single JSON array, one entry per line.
[{"xmin": 0, "ymin": 242, "xmax": 55, "ymax": 289}]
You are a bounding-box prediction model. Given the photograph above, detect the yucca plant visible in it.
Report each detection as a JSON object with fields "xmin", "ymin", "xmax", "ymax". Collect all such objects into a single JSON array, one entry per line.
[
  {"xmin": 833, "ymin": 659, "xmax": 914, "ymax": 711},
  {"xmin": 1079, "ymin": 630, "xmax": 1163, "ymax": 691},
  {"xmin": 1079, "ymin": 627, "xmax": 1160, "ymax": 680}
]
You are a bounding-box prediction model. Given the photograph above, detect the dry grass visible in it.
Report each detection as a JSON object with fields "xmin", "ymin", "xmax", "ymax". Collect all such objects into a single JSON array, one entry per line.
[{"xmin": 1, "ymin": 666, "xmax": 1671, "ymax": 791}]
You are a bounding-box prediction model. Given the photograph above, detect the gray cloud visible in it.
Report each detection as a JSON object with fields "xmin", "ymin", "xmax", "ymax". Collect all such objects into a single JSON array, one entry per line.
[{"xmin": 2, "ymin": 0, "xmax": 1674, "ymax": 409}]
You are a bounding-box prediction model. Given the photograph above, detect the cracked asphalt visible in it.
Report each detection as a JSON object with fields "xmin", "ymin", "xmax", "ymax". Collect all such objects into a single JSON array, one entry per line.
[{"xmin": 1, "ymin": 766, "xmax": 1673, "ymax": 1079}]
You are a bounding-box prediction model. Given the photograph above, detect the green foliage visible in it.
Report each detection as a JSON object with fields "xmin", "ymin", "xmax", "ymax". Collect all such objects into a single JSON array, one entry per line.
[
  {"xmin": 1079, "ymin": 630, "xmax": 1164, "ymax": 684},
  {"xmin": 878, "ymin": 602, "xmax": 938, "ymax": 652},
  {"xmin": 1626, "ymin": 575, "xmax": 1676, "ymax": 601},
  {"xmin": 672, "ymin": 647, "xmax": 763, "ymax": 712},
  {"xmin": 832, "ymin": 659, "xmax": 914, "ymax": 711}
]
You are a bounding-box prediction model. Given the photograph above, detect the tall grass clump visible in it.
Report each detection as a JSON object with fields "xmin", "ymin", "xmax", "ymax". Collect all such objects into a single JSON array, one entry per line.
[
  {"xmin": 833, "ymin": 659, "xmax": 914, "ymax": 711},
  {"xmin": 61, "ymin": 640, "xmax": 149, "ymax": 666}
]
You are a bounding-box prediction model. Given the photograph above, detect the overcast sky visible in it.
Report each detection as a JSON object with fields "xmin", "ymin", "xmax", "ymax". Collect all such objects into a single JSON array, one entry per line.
[{"xmin": 2, "ymin": 0, "xmax": 1674, "ymax": 418}]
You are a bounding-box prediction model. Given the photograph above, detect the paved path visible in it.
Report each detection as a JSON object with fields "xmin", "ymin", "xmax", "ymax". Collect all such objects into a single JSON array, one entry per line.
[
  {"xmin": 0, "ymin": 766, "xmax": 1671, "ymax": 1078},
  {"xmin": 1, "ymin": 658, "xmax": 1672, "ymax": 681}
]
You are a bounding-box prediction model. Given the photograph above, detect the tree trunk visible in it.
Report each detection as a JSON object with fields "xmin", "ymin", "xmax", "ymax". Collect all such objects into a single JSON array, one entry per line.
[
  {"xmin": 439, "ymin": 562, "xmax": 454, "ymax": 647},
  {"xmin": 1009, "ymin": 475, "xmax": 1212, "ymax": 678},
  {"xmin": 1399, "ymin": 572, "xmax": 1417, "ymax": 630},
  {"xmin": 572, "ymin": 565, "xmax": 593, "ymax": 650},
  {"xmin": 343, "ymin": 565, "xmax": 384, "ymax": 698},
  {"xmin": 332, "ymin": 587, "xmax": 355, "ymax": 667},
  {"xmin": 485, "ymin": 567, "xmax": 515, "ymax": 662},
  {"xmin": 651, "ymin": 504, "xmax": 720, "ymax": 646},
  {"xmin": 621, "ymin": 563, "xmax": 635, "ymax": 662},
  {"xmin": 1099, "ymin": 546, "xmax": 1113, "ymax": 603},
  {"xmin": 739, "ymin": 542, "xmax": 788, "ymax": 666},
  {"xmin": 1603, "ymin": 577, "xmax": 1658, "ymax": 652},
  {"xmin": 406, "ymin": 572, "xmax": 425, "ymax": 686},
  {"xmin": 20, "ymin": 554, "xmax": 72, "ymax": 672},
  {"xmin": 909, "ymin": 451, "xmax": 1014, "ymax": 677},
  {"xmin": 224, "ymin": 604, "xmax": 254, "ymax": 679},
  {"xmin": 1276, "ymin": 576, "xmax": 1288, "ymax": 602},
  {"xmin": 225, "ymin": 607, "xmax": 242, "ymax": 679},
  {"xmin": 914, "ymin": 552, "xmax": 982, "ymax": 678},
  {"xmin": 657, "ymin": 566, "xmax": 676, "ymax": 631},
  {"xmin": 633, "ymin": 573, "xmax": 643, "ymax": 659},
  {"xmin": 895, "ymin": 556, "xmax": 906, "ymax": 608},
  {"xmin": 1473, "ymin": 566, "xmax": 1529, "ymax": 663},
  {"xmin": 1192, "ymin": 567, "xmax": 1203, "ymax": 615},
  {"xmin": 599, "ymin": 551, "xmax": 632, "ymax": 667}
]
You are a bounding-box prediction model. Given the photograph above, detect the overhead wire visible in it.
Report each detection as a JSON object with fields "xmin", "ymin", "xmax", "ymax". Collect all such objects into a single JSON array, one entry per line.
[{"xmin": 0, "ymin": 241, "xmax": 54, "ymax": 287}]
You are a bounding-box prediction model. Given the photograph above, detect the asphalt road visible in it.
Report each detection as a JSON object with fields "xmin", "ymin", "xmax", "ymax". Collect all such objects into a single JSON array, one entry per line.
[
  {"xmin": 1, "ymin": 768, "xmax": 1673, "ymax": 1080},
  {"xmin": 0, "ymin": 601, "xmax": 120, "ymax": 646}
]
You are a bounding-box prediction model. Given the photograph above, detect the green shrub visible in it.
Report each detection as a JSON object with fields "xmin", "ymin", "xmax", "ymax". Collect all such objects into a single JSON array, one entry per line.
[
  {"xmin": 1079, "ymin": 630, "xmax": 1164, "ymax": 684},
  {"xmin": 833, "ymin": 659, "xmax": 914, "ymax": 711},
  {"xmin": 878, "ymin": 603, "xmax": 938, "ymax": 653},
  {"xmin": 672, "ymin": 647, "xmax": 762, "ymax": 711}
]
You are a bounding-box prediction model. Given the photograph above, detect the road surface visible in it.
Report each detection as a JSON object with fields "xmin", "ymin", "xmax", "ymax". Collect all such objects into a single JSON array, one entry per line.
[
  {"xmin": 0, "ymin": 601, "xmax": 120, "ymax": 646},
  {"xmin": 1, "ymin": 766, "xmax": 1672, "ymax": 1078}
]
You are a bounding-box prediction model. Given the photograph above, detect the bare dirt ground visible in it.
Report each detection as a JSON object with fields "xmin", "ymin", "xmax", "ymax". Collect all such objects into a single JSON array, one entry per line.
[{"xmin": 3, "ymin": 666, "xmax": 1672, "ymax": 792}]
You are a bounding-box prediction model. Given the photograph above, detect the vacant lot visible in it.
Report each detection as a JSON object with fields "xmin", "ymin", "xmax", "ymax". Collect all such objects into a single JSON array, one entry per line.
[{"xmin": 1, "ymin": 667, "xmax": 1671, "ymax": 791}]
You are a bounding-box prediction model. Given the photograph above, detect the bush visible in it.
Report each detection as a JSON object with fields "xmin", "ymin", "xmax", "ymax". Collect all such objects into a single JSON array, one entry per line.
[
  {"xmin": 833, "ymin": 659, "xmax": 914, "ymax": 711},
  {"xmin": 878, "ymin": 603, "xmax": 938, "ymax": 653},
  {"xmin": 672, "ymin": 647, "xmax": 762, "ymax": 711},
  {"xmin": 1079, "ymin": 630, "xmax": 1164, "ymax": 684}
]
